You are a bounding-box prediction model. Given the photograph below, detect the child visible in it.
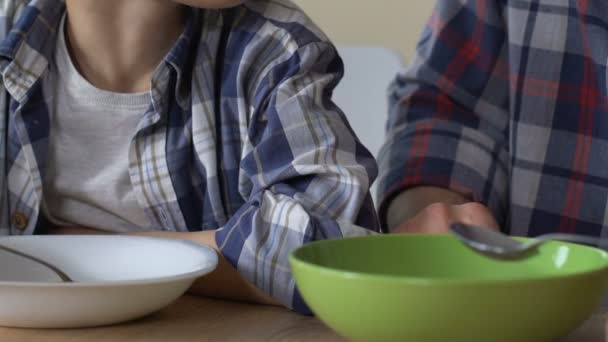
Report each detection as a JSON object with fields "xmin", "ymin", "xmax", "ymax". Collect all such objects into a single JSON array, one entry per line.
[{"xmin": 0, "ymin": 0, "xmax": 379, "ymax": 313}]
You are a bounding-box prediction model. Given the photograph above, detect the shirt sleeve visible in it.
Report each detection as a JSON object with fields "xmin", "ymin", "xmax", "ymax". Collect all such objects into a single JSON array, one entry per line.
[
  {"xmin": 215, "ymin": 41, "xmax": 380, "ymax": 313},
  {"xmin": 0, "ymin": 0, "xmax": 27, "ymax": 37},
  {"xmin": 377, "ymin": 0, "xmax": 511, "ymax": 229}
]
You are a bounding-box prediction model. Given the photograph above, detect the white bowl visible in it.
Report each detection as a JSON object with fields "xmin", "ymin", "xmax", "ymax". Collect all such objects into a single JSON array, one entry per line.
[{"xmin": 0, "ymin": 235, "xmax": 218, "ymax": 328}]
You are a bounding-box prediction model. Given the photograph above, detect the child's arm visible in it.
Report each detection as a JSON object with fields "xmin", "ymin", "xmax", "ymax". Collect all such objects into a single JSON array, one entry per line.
[
  {"xmin": 209, "ymin": 39, "xmax": 380, "ymax": 313},
  {"xmin": 136, "ymin": 40, "xmax": 378, "ymax": 311},
  {"xmin": 135, "ymin": 230, "xmax": 280, "ymax": 306},
  {"xmin": 140, "ymin": 231, "xmax": 280, "ymax": 305},
  {"xmin": 51, "ymin": 39, "xmax": 378, "ymax": 313},
  {"xmin": 50, "ymin": 226, "xmax": 278, "ymax": 305}
]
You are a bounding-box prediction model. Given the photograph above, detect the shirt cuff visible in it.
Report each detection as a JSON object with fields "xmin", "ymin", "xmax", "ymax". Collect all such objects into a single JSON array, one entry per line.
[{"xmin": 376, "ymin": 121, "xmax": 509, "ymax": 230}]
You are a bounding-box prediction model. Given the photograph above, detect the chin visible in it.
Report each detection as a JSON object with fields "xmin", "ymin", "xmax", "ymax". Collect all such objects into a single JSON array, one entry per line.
[{"xmin": 174, "ymin": 0, "xmax": 246, "ymax": 9}]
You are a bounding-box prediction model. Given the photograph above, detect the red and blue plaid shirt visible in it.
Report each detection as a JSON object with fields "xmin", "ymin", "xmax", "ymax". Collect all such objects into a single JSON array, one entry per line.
[{"xmin": 378, "ymin": 0, "xmax": 608, "ymax": 243}]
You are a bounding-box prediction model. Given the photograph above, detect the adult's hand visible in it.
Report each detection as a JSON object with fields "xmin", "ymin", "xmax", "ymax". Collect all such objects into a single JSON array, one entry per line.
[
  {"xmin": 392, "ymin": 202, "xmax": 499, "ymax": 234},
  {"xmin": 386, "ymin": 186, "xmax": 499, "ymax": 234}
]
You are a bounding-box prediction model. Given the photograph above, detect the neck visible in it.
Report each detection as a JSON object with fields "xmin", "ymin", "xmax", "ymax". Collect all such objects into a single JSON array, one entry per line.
[{"xmin": 64, "ymin": 0, "xmax": 187, "ymax": 93}]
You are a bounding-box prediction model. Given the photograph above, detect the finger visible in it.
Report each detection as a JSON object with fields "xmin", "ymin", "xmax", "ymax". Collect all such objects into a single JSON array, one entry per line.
[
  {"xmin": 394, "ymin": 203, "xmax": 453, "ymax": 234},
  {"xmin": 453, "ymin": 202, "xmax": 500, "ymax": 231}
]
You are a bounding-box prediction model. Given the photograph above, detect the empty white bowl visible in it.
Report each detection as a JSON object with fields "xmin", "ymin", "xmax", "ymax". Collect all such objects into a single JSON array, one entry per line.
[{"xmin": 0, "ymin": 235, "xmax": 218, "ymax": 328}]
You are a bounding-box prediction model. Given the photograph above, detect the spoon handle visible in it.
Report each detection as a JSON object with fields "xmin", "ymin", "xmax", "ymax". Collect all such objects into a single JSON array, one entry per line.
[
  {"xmin": 0, "ymin": 244, "xmax": 73, "ymax": 282},
  {"xmin": 534, "ymin": 233, "xmax": 603, "ymax": 247}
]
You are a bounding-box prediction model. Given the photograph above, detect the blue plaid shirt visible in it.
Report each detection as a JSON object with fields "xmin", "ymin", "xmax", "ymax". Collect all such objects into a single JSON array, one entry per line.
[
  {"xmin": 0, "ymin": 0, "xmax": 379, "ymax": 313},
  {"xmin": 378, "ymin": 0, "xmax": 608, "ymax": 242}
]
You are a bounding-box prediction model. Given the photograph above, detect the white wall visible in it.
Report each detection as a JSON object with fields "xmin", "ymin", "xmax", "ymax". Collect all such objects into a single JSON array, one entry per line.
[{"xmin": 293, "ymin": 1, "xmax": 435, "ymax": 59}]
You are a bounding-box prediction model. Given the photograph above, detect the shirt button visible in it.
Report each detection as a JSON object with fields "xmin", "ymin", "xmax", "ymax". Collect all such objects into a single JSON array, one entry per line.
[{"xmin": 12, "ymin": 212, "xmax": 28, "ymax": 230}]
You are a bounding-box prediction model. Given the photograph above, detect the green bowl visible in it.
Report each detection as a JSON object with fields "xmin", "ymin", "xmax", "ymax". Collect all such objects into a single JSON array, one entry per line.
[{"xmin": 289, "ymin": 234, "xmax": 608, "ymax": 342}]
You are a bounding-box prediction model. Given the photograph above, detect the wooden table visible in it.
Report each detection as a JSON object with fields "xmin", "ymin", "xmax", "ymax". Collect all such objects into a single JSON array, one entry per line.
[
  {"xmin": 561, "ymin": 308, "xmax": 607, "ymax": 342},
  {"xmin": 0, "ymin": 295, "xmax": 603, "ymax": 341}
]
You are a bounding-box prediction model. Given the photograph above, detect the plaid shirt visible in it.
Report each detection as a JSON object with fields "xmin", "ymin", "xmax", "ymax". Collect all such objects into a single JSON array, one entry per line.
[
  {"xmin": 0, "ymin": 0, "xmax": 379, "ymax": 313},
  {"xmin": 378, "ymin": 0, "xmax": 608, "ymax": 242}
]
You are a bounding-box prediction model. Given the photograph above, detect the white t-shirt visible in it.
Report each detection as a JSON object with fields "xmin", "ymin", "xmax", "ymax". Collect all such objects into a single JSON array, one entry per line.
[{"xmin": 43, "ymin": 15, "xmax": 153, "ymax": 232}]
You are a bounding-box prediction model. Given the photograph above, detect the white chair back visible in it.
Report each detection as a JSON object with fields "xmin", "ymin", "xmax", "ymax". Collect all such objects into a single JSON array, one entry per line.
[{"xmin": 333, "ymin": 46, "xmax": 405, "ymax": 201}]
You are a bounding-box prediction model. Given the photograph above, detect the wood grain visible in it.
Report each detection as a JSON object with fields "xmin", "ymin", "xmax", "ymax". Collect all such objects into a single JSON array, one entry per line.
[
  {"xmin": 0, "ymin": 295, "xmax": 343, "ymax": 342},
  {"xmin": 0, "ymin": 295, "xmax": 603, "ymax": 341},
  {"xmin": 560, "ymin": 309, "xmax": 607, "ymax": 342}
]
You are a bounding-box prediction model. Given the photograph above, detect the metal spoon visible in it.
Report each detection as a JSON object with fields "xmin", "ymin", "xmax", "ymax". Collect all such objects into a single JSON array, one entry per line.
[
  {"xmin": 0, "ymin": 244, "xmax": 73, "ymax": 282},
  {"xmin": 450, "ymin": 223, "xmax": 603, "ymax": 259}
]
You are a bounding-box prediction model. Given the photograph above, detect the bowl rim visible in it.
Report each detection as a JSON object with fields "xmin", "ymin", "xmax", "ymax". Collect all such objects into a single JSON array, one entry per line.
[
  {"xmin": 0, "ymin": 235, "xmax": 219, "ymax": 287},
  {"xmin": 289, "ymin": 234, "xmax": 608, "ymax": 286}
]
